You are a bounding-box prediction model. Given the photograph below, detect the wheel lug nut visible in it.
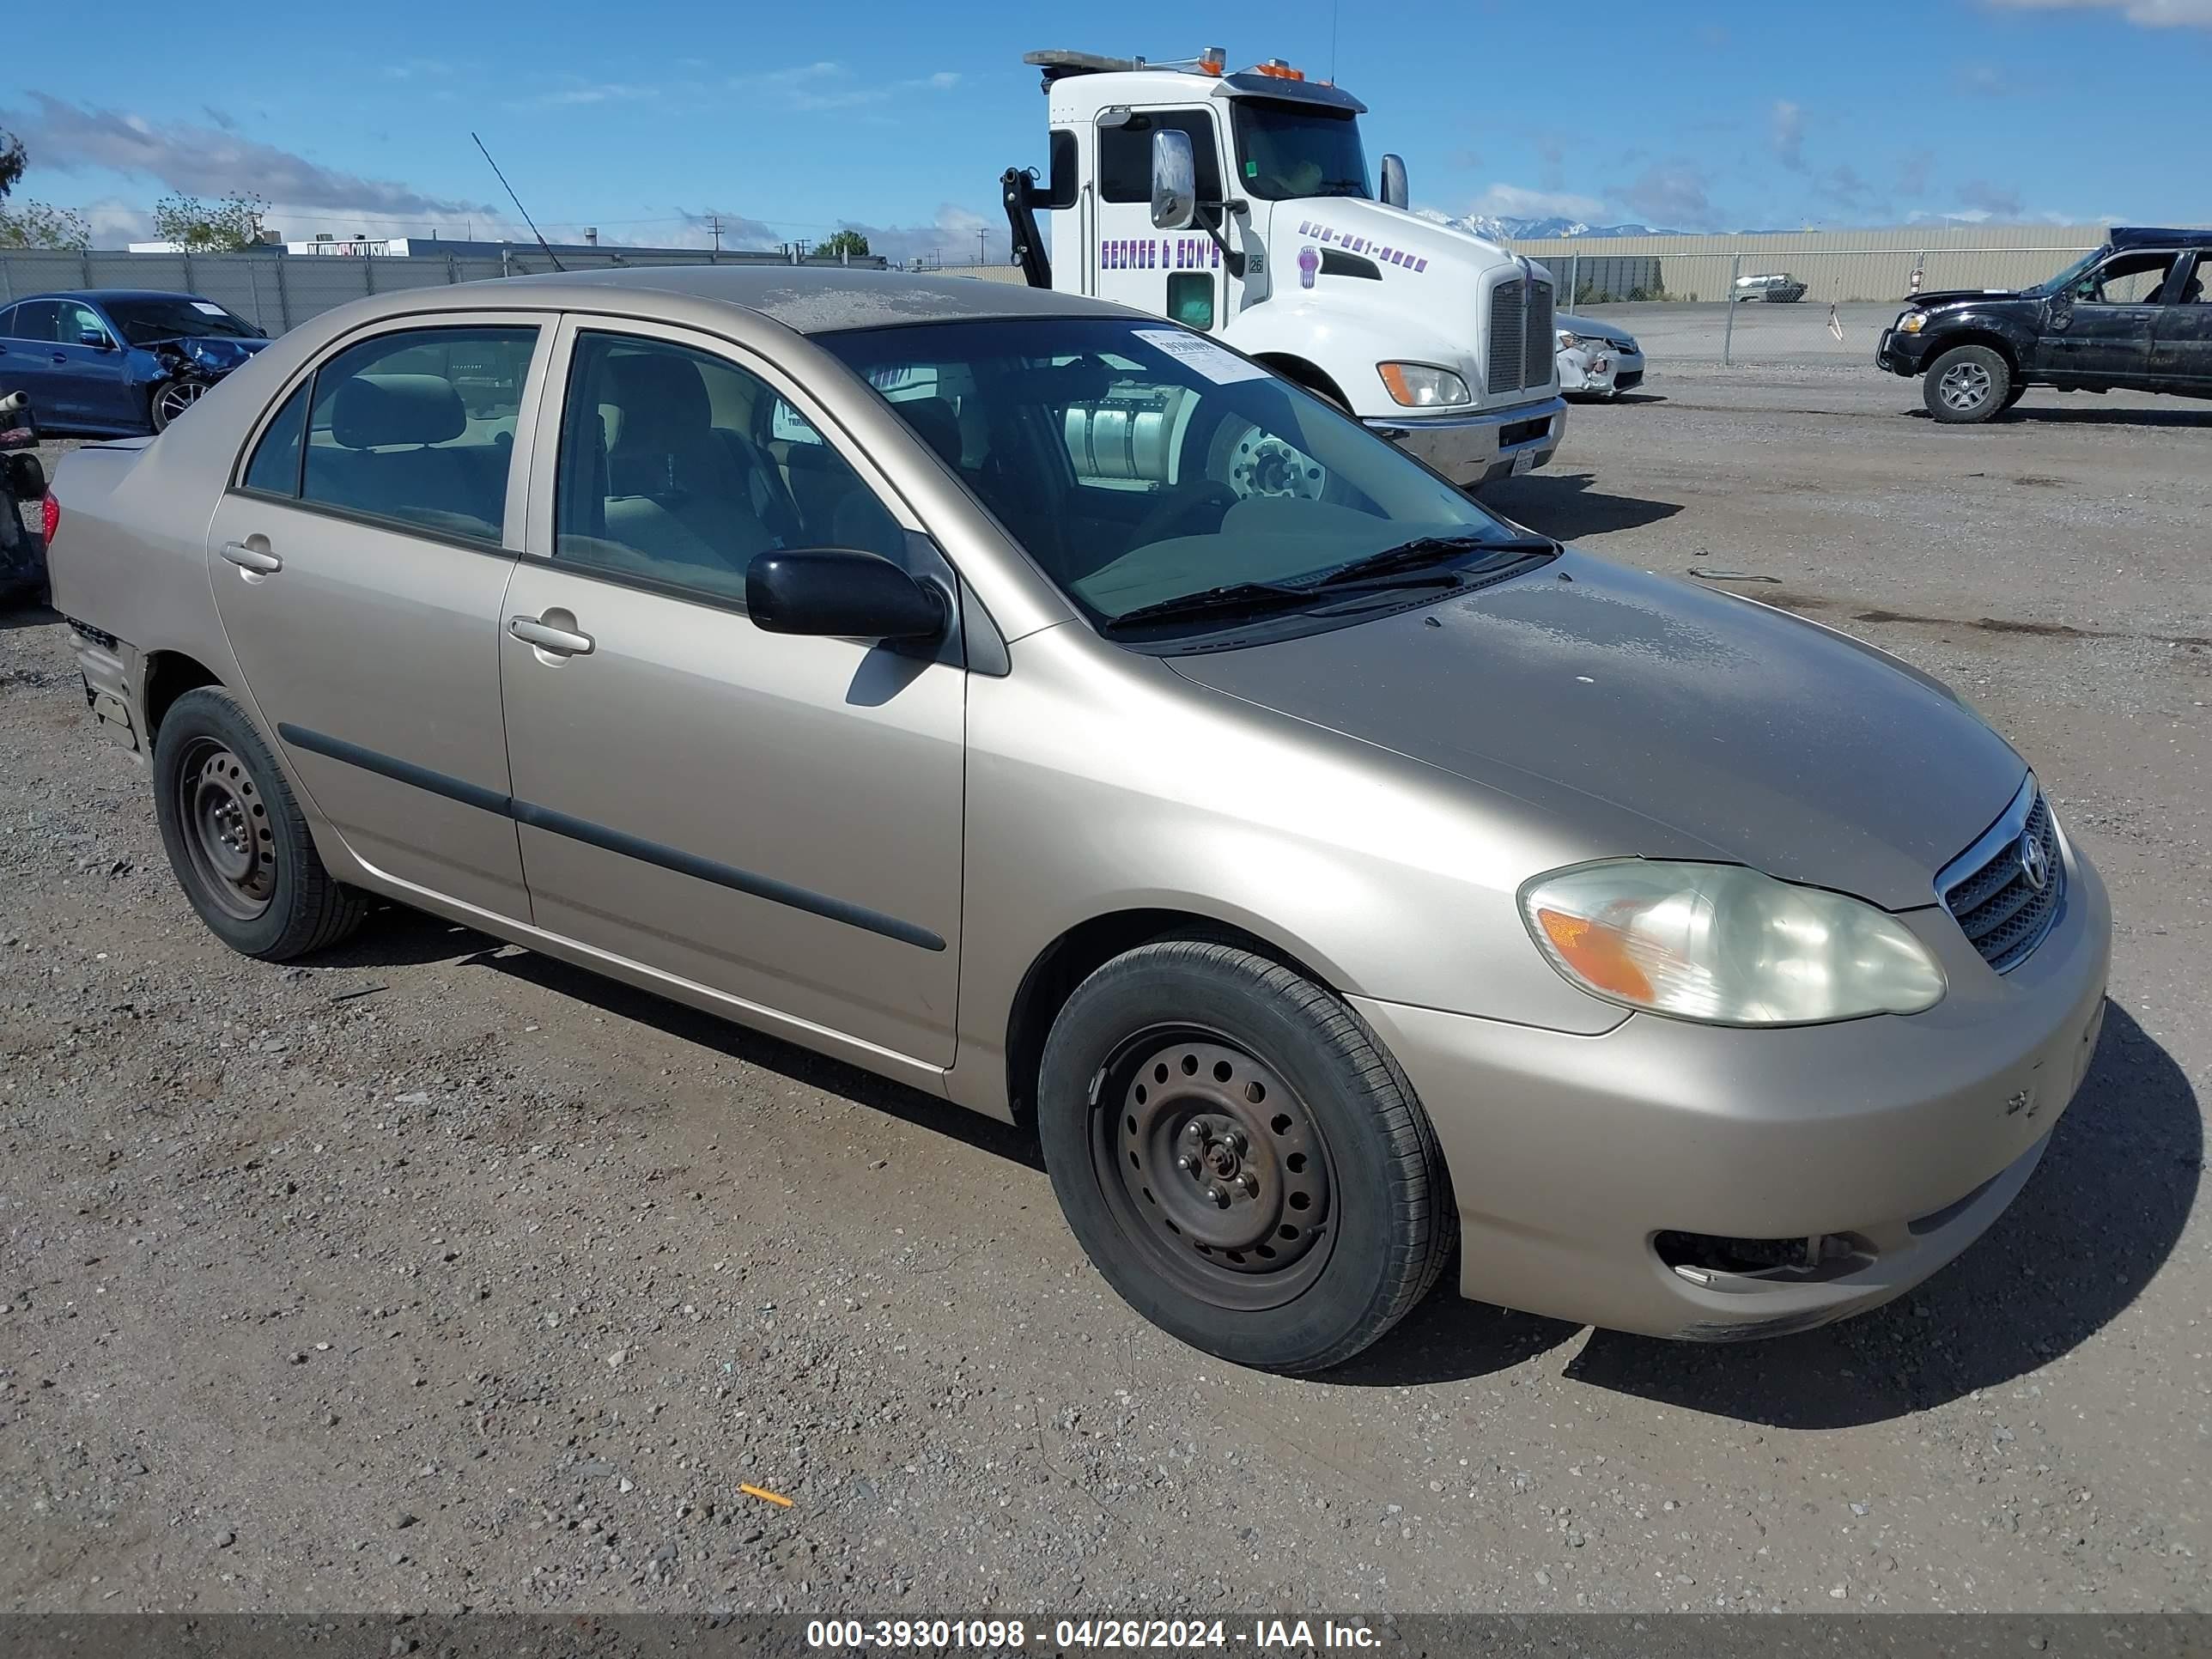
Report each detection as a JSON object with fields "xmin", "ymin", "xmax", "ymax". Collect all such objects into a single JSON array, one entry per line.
[
  {"xmin": 1176, "ymin": 1154, "xmax": 1196, "ymax": 1174},
  {"xmin": 1237, "ymin": 1171, "xmax": 1259, "ymax": 1198},
  {"xmin": 1227, "ymin": 1131, "xmax": 1249, "ymax": 1156},
  {"xmin": 1185, "ymin": 1121, "xmax": 1206, "ymax": 1142},
  {"xmin": 1205, "ymin": 1184, "xmax": 1227, "ymax": 1206}
]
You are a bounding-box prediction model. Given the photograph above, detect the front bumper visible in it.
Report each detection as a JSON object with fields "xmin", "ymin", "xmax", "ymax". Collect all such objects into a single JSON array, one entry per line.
[
  {"xmin": 1876, "ymin": 326, "xmax": 1933, "ymax": 378},
  {"xmin": 1351, "ymin": 837, "xmax": 2112, "ymax": 1340},
  {"xmin": 1367, "ymin": 395, "xmax": 1566, "ymax": 488}
]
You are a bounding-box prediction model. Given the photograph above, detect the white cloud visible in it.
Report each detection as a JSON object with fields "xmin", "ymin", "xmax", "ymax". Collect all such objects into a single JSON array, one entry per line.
[
  {"xmin": 1771, "ymin": 100, "xmax": 1806, "ymax": 170},
  {"xmin": 1466, "ymin": 183, "xmax": 1607, "ymax": 222},
  {"xmin": 505, "ymin": 82, "xmax": 658, "ymax": 111},
  {"xmin": 2, "ymin": 94, "xmax": 495, "ymax": 220},
  {"xmin": 1985, "ymin": 0, "xmax": 2212, "ymax": 25}
]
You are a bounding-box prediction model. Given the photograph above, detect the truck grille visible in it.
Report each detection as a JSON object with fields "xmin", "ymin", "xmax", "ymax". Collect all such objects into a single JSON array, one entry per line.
[
  {"xmin": 1486, "ymin": 274, "xmax": 1555, "ymax": 395},
  {"xmin": 1941, "ymin": 788, "xmax": 2063, "ymax": 973},
  {"xmin": 1523, "ymin": 279, "xmax": 1554, "ymax": 388},
  {"xmin": 1487, "ymin": 281, "xmax": 1524, "ymax": 395}
]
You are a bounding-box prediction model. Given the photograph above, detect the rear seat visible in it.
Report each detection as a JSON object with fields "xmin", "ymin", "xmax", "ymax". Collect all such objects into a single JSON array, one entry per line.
[{"xmin": 305, "ymin": 374, "xmax": 507, "ymax": 540}]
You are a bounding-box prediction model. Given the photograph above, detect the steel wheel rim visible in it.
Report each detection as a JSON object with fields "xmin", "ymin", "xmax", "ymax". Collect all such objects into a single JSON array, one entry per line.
[
  {"xmin": 1939, "ymin": 362, "xmax": 1991, "ymax": 410},
  {"xmin": 176, "ymin": 738, "xmax": 275, "ymax": 921},
  {"xmin": 1217, "ymin": 418, "xmax": 1328, "ymax": 502},
  {"xmin": 1092, "ymin": 1025, "xmax": 1338, "ymax": 1311},
  {"xmin": 156, "ymin": 381, "xmax": 205, "ymax": 425}
]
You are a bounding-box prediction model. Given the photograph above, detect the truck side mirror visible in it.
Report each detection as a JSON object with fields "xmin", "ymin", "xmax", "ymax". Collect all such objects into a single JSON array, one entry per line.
[
  {"xmin": 1380, "ymin": 155, "xmax": 1409, "ymax": 211},
  {"xmin": 1150, "ymin": 130, "xmax": 1197, "ymax": 231}
]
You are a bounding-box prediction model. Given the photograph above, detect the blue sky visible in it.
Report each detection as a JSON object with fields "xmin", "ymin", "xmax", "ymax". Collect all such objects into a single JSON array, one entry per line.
[{"xmin": 3, "ymin": 0, "xmax": 2208, "ymax": 253}]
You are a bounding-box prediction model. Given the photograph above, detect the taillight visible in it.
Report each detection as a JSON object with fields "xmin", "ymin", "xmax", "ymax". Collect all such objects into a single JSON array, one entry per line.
[{"xmin": 40, "ymin": 493, "xmax": 59, "ymax": 544}]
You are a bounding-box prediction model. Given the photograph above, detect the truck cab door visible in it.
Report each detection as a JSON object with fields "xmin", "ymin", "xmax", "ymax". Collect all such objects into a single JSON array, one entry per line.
[
  {"xmin": 2149, "ymin": 252, "xmax": 2212, "ymax": 392},
  {"xmin": 2040, "ymin": 249, "xmax": 2177, "ymax": 385},
  {"xmin": 1091, "ymin": 107, "xmax": 1236, "ymax": 334}
]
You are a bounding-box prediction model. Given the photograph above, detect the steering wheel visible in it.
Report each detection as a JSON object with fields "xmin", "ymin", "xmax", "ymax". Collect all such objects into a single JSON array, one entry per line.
[{"xmin": 1129, "ymin": 480, "xmax": 1241, "ymax": 549}]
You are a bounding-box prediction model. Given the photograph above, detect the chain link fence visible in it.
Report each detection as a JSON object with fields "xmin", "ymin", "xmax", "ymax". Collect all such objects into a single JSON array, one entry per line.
[{"xmin": 0, "ymin": 247, "xmax": 888, "ymax": 338}]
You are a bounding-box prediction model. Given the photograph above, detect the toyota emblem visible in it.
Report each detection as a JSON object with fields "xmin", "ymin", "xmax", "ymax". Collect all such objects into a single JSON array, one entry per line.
[{"xmin": 2017, "ymin": 830, "xmax": 2050, "ymax": 892}]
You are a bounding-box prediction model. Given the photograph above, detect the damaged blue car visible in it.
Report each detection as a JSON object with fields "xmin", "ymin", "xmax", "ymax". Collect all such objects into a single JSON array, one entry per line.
[{"xmin": 0, "ymin": 289, "xmax": 269, "ymax": 435}]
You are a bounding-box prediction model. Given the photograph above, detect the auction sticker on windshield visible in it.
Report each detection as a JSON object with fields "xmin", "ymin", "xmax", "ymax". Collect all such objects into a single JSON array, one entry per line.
[{"xmin": 1133, "ymin": 328, "xmax": 1269, "ymax": 386}]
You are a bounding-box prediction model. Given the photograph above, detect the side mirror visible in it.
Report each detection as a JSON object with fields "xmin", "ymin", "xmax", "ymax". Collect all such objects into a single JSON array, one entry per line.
[
  {"xmin": 79, "ymin": 328, "xmax": 112, "ymax": 350},
  {"xmin": 1380, "ymin": 154, "xmax": 1409, "ymax": 211},
  {"xmin": 1150, "ymin": 129, "xmax": 1197, "ymax": 230},
  {"xmin": 745, "ymin": 546, "xmax": 945, "ymax": 642}
]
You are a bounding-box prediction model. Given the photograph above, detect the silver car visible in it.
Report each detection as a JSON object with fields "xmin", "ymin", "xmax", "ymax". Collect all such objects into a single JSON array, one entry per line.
[{"xmin": 46, "ymin": 269, "xmax": 2110, "ymax": 1372}]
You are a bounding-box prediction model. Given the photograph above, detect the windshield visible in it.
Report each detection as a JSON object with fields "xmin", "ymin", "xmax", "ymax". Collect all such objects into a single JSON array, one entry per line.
[
  {"xmin": 1231, "ymin": 101, "xmax": 1370, "ymax": 201},
  {"xmin": 104, "ymin": 298, "xmax": 263, "ymax": 346},
  {"xmin": 816, "ymin": 318, "xmax": 1517, "ymax": 641},
  {"xmin": 2025, "ymin": 248, "xmax": 2105, "ymax": 299}
]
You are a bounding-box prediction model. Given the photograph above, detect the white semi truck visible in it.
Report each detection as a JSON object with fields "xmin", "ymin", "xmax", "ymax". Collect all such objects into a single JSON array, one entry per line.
[{"xmin": 1001, "ymin": 46, "xmax": 1565, "ymax": 489}]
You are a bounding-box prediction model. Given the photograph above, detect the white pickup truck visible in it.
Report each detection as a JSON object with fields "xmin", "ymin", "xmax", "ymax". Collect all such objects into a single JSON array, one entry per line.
[{"xmin": 1001, "ymin": 46, "xmax": 1565, "ymax": 490}]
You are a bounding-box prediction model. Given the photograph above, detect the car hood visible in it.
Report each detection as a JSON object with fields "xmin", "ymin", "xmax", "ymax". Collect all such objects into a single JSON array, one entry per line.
[
  {"xmin": 1165, "ymin": 551, "xmax": 2026, "ymax": 910},
  {"xmin": 148, "ymin": 335, "xmax": 269, "ymax": 374},
  {"xmin": 1907, "ymin": 289, "xmax": 2027, "ymax": 309},
  {"xmin": 1555, "ymin": 312, "xmax": 1637, "ymax": 347}
]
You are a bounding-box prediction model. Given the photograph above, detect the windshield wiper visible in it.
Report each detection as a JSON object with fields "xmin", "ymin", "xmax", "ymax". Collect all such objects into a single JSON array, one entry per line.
[
  {"xmin": 1103, "ymin": 580, "xmax": 1334, "ymax": 632},
  {"xmin": 1103, "ymin": 568, "xmax": 1467, "ymax": 633},
  {"xmin": 1312, "ymin": 532, "xmax": 1555, "ymax": 588}
]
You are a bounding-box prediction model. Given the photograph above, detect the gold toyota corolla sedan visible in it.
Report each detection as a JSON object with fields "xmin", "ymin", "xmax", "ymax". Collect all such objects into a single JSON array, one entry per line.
[{"xmin": 46, "ymin": 269, "xmax": 2110, "ymax": 1371}]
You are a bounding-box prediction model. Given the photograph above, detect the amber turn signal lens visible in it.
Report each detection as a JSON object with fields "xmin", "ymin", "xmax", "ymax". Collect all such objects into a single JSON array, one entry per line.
[{"xmin": 1534, "ymin": 908, "xmax": 1655, "ymax": 1003}]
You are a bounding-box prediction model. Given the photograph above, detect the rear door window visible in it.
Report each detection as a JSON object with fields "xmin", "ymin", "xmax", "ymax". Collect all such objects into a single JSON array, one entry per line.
[
  {"xmin": 6, "ymin": 301, "xmax": 61, "ymax": 343},
  {"xmin": 299, "ymin": 325, "xmax": 538, "ymax": 544},
  {"xmin": 241, "ymin": 384, "xmax": 311, "ymax": 497}
]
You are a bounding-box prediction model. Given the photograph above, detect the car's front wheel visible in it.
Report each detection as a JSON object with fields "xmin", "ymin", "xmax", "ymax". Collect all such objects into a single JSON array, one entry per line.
[
  {"xmin": 1038, "ymin": 939, "xmax": 1454, "ymax": 1373},
  {"xmin": 151, "ymin": 687, "xmax": 368, "ymax": 960},
  {"xmin": 1924, "ymin": 344, "xmax": 2012, "ymax": 423},
  {"xmin": 150, "ymin": 378, "xmax": 209, "ymax": 433}
]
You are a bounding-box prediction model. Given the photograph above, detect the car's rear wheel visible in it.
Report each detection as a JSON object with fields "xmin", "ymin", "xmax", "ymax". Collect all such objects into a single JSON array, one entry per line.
[
  {"xmin": 1038, "ymin": 939, "xmax": 1453, "ymax": 1373},
  {"xmin": 152, "ymin": 687, "xmax": 367, "ymax": 960},
  {"xmin": 150, "ymin": 378, "xmax": 208, "ymax": 433},
  {"xmin": 1924, "ymin": 345, "xmax": 2011, "ymax": 423}
]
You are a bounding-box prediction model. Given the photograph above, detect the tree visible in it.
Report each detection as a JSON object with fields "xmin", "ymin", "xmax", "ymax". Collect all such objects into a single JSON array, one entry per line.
[
  {"xmin": 0, "ymin": 128, "xmax": 25, "ymax": 200},
  {"xmin": 0, "ymin": 200, "xmax": 90, "ymax": 251},
  {"xmin": 151, "ymin": 191, "xmax": 269, "ymax": 252},
  {"xmin": 818, "ymin": 228, "xmax": 870, "ymax": 259}
]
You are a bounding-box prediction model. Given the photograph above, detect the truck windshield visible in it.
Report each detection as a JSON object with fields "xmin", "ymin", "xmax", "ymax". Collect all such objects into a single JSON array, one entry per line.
[
  {"xmin": 1231, "ymin": 102, "xmax": 1370, "ymax": 201},
  {"xmin": 103, "ymin": 298, "xmax": 264, "ymax": 346},
  {"xmin": 2024, "ymin": 248, "xmax": 2105, "ymax": 299},
  {"xmin": 817, "ymin": 318, "xmax": 1520, "ymax": 641}
]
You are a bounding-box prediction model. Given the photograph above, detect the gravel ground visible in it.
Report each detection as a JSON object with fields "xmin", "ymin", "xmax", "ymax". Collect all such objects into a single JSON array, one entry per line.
[{"xmin": 2, "ymin": 370, "xmax": 2206, "ymax": 1618}]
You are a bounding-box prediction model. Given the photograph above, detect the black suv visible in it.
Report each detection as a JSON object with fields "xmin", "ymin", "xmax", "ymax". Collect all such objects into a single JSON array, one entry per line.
[{"xmin": 1876, "ymin": 226, "xmax": 2212, "ymax": 422}]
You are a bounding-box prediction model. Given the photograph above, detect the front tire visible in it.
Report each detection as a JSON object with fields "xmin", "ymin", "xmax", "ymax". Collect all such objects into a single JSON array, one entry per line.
[
  {"xmin": 1037, "ymin": 939, "xmax": 1453, "ymax": 1373},
  {"xmin": 151, "ymin": 687, "xmax": 368, "ymax": 960},
  {"xmin": 1924, "ymin": 344, "xmax": 2011, "ymax": 423},
  {"xmin": 150, "ymin": 378, "xmax": 208, "ymax": 433}
]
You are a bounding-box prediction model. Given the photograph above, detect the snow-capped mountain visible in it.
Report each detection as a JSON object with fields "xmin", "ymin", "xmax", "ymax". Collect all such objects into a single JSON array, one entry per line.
[{"xmin": 1416, "ymin": 210, "xmax": 1684, "ymax": 241}]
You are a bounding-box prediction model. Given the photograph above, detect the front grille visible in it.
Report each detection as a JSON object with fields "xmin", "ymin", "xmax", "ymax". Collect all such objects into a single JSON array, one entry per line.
[
  {"xmin": 1523, "ymin": 279, "xmax": 1553, "ymax": 388},
  {"xmin": 1942, "ymin": 790, "xmax": 2063, "ymax": 972},
  {"xmin": 1487, "ymin": 280, "xmax": 1524, "ymax": 394}
]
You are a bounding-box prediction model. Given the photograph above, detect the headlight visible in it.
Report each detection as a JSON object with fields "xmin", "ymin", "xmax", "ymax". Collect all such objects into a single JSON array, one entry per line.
[
  {"xmin": 1556, "ymin": 330, "xmax": 1581, "ymax": 349},
  {"xmin": 1376, "ymin": 362, "xmax": 1471, "ymax": 407},
  {"xmin": 1897, "ymin": 311, "xmax": 1928, "ymax": 333},
  {"xmin": 1519, "ymin": 860, "xmax": 1946, "ymax": 1026}
]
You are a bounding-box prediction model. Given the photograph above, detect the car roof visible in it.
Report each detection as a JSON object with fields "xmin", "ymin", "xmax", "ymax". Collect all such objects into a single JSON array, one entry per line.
[
  {"xmin": 2109, "ymin": 226, "xmax": 2212, "ymax": 251},
  {"xmin": 490, "ymin": 264, "xmax": 1131, "ymax": 333},
  {"xmin": 7, "ymin": 289, "xmax": 209, "ymax": 305}
]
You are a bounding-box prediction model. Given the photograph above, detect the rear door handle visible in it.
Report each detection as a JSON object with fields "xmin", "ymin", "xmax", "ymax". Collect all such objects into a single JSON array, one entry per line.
[
  {"xmin": 220, "ymin": 540, "xmax": 283, "ymax": 574},
  {"xmin": 508, "ymin": 615, "xmax": 594, "ymax": 656}
]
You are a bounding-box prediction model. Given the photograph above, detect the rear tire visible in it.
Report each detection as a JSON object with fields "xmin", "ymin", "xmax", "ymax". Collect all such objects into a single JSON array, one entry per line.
[
  {"xmin": 1037, "ymin": 939, "xmax": 1454, "ymax": 1373},
  {"xmin": 1923, "ymin": 344, "xmax": 2011, "ymax": 424},
  {"xmin": 152, "ymin": 687, "xmax": 368, "ymax": 960}
]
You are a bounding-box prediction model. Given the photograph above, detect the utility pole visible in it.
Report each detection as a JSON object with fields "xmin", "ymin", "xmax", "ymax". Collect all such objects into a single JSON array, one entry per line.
[
  {"xmin": 708, "ymin": 215, "xmax": 723, "ymax": 255},
  {"xmin": 975, "ymin": 227, "xmax": 988, "ymax": 264}
]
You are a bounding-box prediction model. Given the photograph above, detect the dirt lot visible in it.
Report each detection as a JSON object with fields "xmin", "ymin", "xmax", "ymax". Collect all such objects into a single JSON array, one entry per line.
[{"xmin": 2, "ymin": 370, "xmax": 2206, "ymax": 1619}]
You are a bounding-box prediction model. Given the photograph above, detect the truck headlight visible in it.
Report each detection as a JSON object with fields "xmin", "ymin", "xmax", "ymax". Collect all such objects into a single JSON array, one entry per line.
[
  {"xmin": 1376, "ymin": 362, "xmax": 1471, "ymax": 407},
  {"xmin": 1897, "ymin": 311, "xmax": 1928, "ymax": 333},
  {"xmin": 1520, "ymin": 860, "xmax": 1946, "ymax": 1026}
]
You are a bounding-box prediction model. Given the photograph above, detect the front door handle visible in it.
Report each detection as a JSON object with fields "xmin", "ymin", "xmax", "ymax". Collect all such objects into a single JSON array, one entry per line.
[
  {"xmin": 508, "ymin": 615, "xmax": 595, "ymax": 656},
  {"xmin": 220, "ymin": 540, "xmax": 283, "ymax": 574}
]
